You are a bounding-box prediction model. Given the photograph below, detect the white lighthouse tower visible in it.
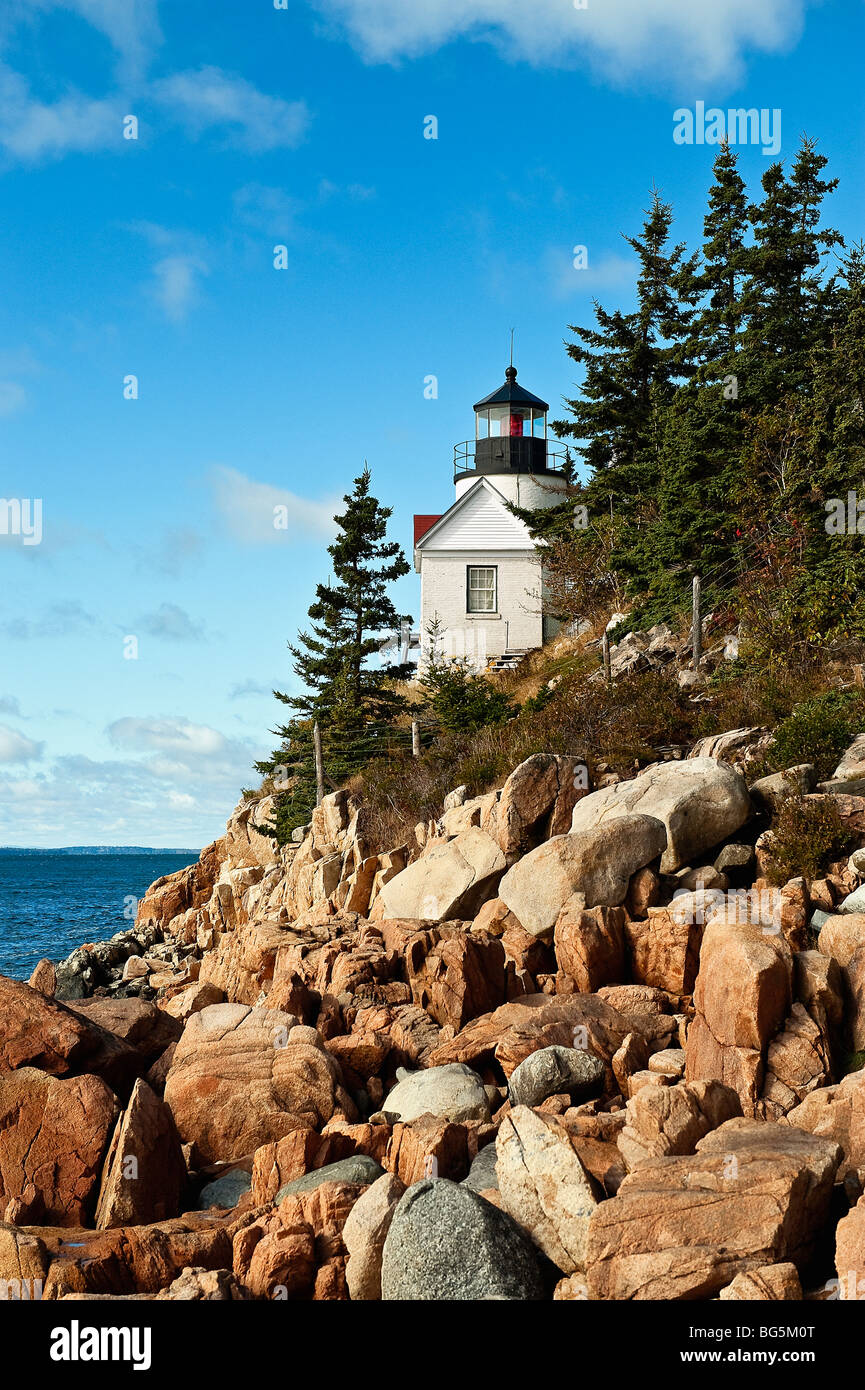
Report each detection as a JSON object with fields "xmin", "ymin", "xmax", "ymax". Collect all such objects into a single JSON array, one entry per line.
[{"xmin": 413, "ymin": 364, "xmax": 571, "ymax": 671}]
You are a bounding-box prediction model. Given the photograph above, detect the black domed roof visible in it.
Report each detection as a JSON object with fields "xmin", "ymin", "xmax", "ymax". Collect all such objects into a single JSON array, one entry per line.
[{"xmin": 474, "ymin": 366, "xmax": 549, "ymax": 412}]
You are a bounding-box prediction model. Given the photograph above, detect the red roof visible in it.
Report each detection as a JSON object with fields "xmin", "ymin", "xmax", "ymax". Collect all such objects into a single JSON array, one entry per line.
[{"xmin": 414, "ymin": 514, "xmax": 441, "ymax": 545}]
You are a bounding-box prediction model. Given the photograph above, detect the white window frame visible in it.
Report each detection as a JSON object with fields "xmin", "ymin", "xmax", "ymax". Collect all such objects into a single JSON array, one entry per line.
[{"xmin": 467, "ymin": 565, "xmax": 497, "ymax": 614}]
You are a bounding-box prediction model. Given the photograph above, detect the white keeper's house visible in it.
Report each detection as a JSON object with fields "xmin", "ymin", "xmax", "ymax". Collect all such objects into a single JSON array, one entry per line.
[{"xmin": 413, "ymin": 364, "xmax": 571, "ymax": 671}]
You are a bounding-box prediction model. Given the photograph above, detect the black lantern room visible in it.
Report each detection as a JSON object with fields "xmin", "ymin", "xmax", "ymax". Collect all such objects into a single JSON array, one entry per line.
[{"xmin": 454, "ymin": 366, "xmax": 552, "ymax": 481}]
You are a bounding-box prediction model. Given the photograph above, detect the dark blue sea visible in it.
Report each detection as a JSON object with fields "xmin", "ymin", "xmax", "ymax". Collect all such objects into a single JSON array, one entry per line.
[{"xmin": 0, "ymin": 849, "xmax": 200, "ymax": 981}]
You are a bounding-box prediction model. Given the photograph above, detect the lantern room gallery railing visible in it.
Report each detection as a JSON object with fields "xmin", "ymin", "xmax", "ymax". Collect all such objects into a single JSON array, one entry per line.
[{"xmin": 453, "ymin": 439, "xmax": 571, "ymax": 477}]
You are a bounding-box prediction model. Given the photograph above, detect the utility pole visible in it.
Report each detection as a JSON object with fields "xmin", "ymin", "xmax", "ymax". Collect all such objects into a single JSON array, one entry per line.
[
  {"xmin": 313, "ymin": 721, "xmax": 325, "ymax": 806},
  {"xmin": 692, "ymin": 575, "xmax": 702, "ymax": 672}
]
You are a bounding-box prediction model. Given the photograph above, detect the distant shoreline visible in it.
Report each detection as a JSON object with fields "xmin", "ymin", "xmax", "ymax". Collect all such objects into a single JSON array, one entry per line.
[{"xmin": 0, "ymin": 846, "xmax": 201, "ymax": 856}]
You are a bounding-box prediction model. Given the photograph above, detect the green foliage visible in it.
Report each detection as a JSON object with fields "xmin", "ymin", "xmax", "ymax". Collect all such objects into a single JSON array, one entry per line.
[
  {"xmin": 767, "ymin": 690, "xmax": 865, "ymax": 778},
  {"xmin": 419, "ymin": 618, "xmax": 517, "ymax": 732},
  {"xmin": 249, "ymin": 139, "xmax": 865, "ymax": 852},
  {"xmin": 843, "ymin": 1051, "xmax": 865, "ymax": 1076},
  {"xmin": 521, "ymin": 683, "xmax": 556, "ymax": 716},
  {"xmin": 256, "ymin": 466, "xmax": 413, "ymax": 841},
  {"xmin": 515, "ymin": 139, "xmax": 864, "ymax": 658},
  {"xmin": 357, "ymin": 665, "xmax": 693, "ymax": 850},
  {"xmin": 762, "ymin": 792, "xmax": 856, "ymax": 885}
]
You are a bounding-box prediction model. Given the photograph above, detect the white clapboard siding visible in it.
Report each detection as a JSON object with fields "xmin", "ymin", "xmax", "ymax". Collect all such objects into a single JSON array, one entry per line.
[{"xmin": 419, "ymin": 479, "xmax": 533, "ymax": 552}]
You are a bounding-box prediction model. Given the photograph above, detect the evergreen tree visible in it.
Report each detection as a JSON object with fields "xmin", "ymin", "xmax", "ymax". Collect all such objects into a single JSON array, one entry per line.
[
  {"xmin": 646, "ymin": 146, "xmax": 752, "ymax": 612},
  {"xmin": 420, "ymin": 617, "xmax": 517, "ymax": 732},
  {"xmin": 548, "ymin": 191, "xmax": 697, "ymax": 606},
  {"xmin": 554, "ymin": 190, "xmax": 696, "ymax": 516},
  {"xmin": 513, "ymin": 144, "xmax": 853, "ymax": 634},
  {"xmin": 741, "ymin": 137, "xmax": 841, "ymax": 407},
  {"xmin": 688, "ymin": 142, "xmax": 750, "ymax": 378},
  {"xmin": 255, "ymin": 465, "xmax": 412, "ymax": 840}
]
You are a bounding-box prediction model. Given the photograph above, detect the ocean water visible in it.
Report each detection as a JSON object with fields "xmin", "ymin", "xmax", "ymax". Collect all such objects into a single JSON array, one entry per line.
[{"xmin": 0, "ymin": 849, "xmax": 199, "ymax": 981}]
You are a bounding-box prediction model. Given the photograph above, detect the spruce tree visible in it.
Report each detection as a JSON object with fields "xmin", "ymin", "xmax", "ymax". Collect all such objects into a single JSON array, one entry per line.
[
  {"xmin": 255, "ymin": 465, "xmax": 412, "ymax": 840},
  {"xmin": 548, "ymin": 191, "xmax": 696, "ymax": 607},
  {"xmin": 647, "ymin": 146, "xmax": 752, "ymax": 612},
  {"xmin": 555, "ymin": 190, "xmax": 696, "ymax": 513},
  {"xmin": 741, "ymin": 137, "xmax": 841, "ymax": 407},
  {"xmin": 685, "ymin": 142, "xmax": 750, "ymax": 379}
]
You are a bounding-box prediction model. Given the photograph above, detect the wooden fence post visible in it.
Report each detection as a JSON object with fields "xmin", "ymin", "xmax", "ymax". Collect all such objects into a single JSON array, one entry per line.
[
  {"xmin": 313, "ymin": 721, "xmax": 325, "ymax": 806},
  {"xmin": 692, "ymin": 575, "xmax": 702, "ymax": 671}
]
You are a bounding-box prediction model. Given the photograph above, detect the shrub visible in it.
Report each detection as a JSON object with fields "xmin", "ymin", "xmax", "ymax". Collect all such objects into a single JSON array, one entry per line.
[
  {"xmin": 354, "ymin": 666, "xmax": 694, "ymax": 850},
  {"xmin": 420, "ymin": 657, "xmax": 517, "ymax": 732},
  {"xmin": 767, "ymin": 690, "xmax": 865, "ymax": 779},
  {"xmin": 843, "ymin": 1051, "xmax": 865, "ymax": 1076},
  {"xmin": 762, "ymin": 792, "xmax": 857, "ymax": 885}
]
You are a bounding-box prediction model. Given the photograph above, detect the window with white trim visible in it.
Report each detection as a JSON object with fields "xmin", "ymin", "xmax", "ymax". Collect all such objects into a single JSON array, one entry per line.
[{"xmin": 467, "ymin": 565, "xmax": 497, "ymax": 613}]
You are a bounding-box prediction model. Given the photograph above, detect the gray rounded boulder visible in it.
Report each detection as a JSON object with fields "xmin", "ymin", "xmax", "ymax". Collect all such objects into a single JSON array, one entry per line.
[
  {"xmin": 381, "ymin": 1178, "xmax": 546, "ymax": 1300},
  {"xmin": 276, "ymin": 1154, "xmax": 384, "ymax": 1202},
  {"xmin": 508, "ymin": 1045, "xmax": 605, "ymax": 1110},
  {"xmin": 383, "ymin": 1063, "xmax": 491, "ymax": 1124}
]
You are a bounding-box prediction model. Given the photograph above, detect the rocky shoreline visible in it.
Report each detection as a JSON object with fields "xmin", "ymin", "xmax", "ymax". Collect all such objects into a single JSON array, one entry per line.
[{"xmin": 4, "ymin": 711, "xmax": 865, "ymax": 1301}]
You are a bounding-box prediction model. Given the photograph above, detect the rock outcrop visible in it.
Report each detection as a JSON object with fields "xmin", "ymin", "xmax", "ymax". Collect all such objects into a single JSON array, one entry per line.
[
  {"xmin": 570, "ymin": 758, "xmax": 752, "ymax": 873},
  {"xmin": 7, "ymin": 708, "xmax": 865, "ymax": 1304}
]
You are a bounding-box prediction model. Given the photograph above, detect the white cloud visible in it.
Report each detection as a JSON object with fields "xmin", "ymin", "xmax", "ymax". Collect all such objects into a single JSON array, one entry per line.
[
  {"xmin": 107, "ymin": 716, "xmax": 229, "ymax": 761},
  {"xmin": 0, "ymin": 730, "xmax": 266, "ymax": 847},
  {"xmin": 0, "ymin": 63, "xmax": 121, "ymax": 162},
  {"xmin": 307, "ymin": 0, "xmax": 807, "ymax": 83},
  {"xmin": 0, "ymin": 13, "xmax": 307, "ymax": 164},
  {"xmin": 127, "ymin": 224, "xmax": 211, "ymax": 323},
  {"xmin": 151, "ymin": 252, "xmax": 209, "ymax": 323},
  {"xmin": 152, "ymin": 66, "xmax": 311, "ymax": 151},
  {"xmin": 0, "ymin": 724, "xmax": 43, "ymax": 763},
  {"xmin": 544, "ymin": 247, "xmax": 639, "ymax": 301},
  {"xmin": 21, "ymin": 0, "xmax": 162, "ymax": 79},
  {"xmin": 168, "ymin": 790, "xmax": 195, "ymax": 808},
  {"xmin": 210, "ymin": 465, "xmax": 337, "ymax": 545}
]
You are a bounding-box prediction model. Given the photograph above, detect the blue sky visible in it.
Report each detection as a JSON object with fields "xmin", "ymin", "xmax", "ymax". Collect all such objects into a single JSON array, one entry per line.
[{"xmin": 0, "ymin": 0, "xmax": 862, "ymax": 847}]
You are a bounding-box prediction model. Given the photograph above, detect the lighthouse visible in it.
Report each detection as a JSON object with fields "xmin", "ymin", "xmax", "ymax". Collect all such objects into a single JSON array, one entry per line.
[{"xmin": 413, "ymin": 364, "xmax": 570, "ymax": 671}]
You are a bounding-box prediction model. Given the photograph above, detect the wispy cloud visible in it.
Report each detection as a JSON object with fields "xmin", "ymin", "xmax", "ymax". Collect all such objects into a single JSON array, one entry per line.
[
  {"xmin": 0, "ymin": 713, "xmax": 267, "ymax": 847},
  {"xmin": 0, "ymin": 63, "xmax": 121, "ymax": 163},
  {"xmin": 24, "ymin": 0, "xmax": 163, "ymax": 80},
  {"xmin": 0, "ymin": 601, "xmax": 98, "ymax": 639},
  {"xmin": 135, "ymin": 603, "xmax": 207, "ymax": 643},
  {"xmin": 210, "ymin": 465, "xmax": 337, "ymax": 545},
  {"xmin": 108, "ymin": 715, "xmax": 228, "ymax": 759},
  {"xmin": 152, "ymin": 66, "xmax": 311, "ymax": 151},
  {"xmin": 233, "ymin": 182, "xmax": 302, "ymax": 235},
  {"xmin": 543, "ymin": 247, "xmax": 639, "ymax": 301},
  {"xmin": 228, "ymin": 678, "xmax": 277, "ymax": 700},
  {"xmin": 0, "ymin": 724, "xmax": 43, "ymax": 763},
  {"xmin": 0, "ymin": 10, "xmax": 307, "ymax": 165},
  {"xmin": 307, "ymin": 0, "xmax": 808, "ymax": 84},
  {"xmin": 152, "ymin": 251, "xmax": 210, "ymax": 322},
  {"xmin": 135, "ymin": 526, "xmax": 204, "ymax": 578},
  {"xmin": 128, "ymin": 223, "xmax": 211, "ymax": 323}
]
